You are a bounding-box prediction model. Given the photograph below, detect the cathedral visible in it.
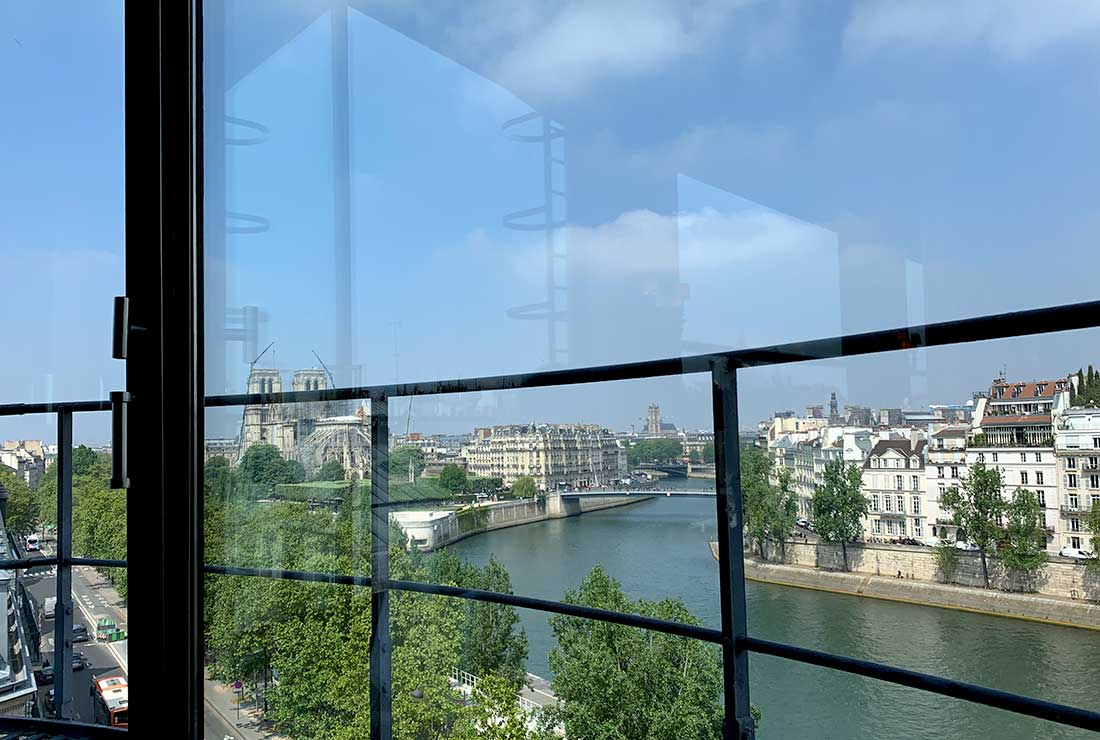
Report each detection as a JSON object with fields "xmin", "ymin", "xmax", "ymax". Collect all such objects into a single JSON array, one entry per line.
[{"xmin": 239, "ymin": 367, "xmax": 371, "ymax": 480}]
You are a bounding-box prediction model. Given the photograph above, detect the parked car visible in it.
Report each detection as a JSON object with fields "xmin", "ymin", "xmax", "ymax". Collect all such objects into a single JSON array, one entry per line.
[
  {"xmin": 24, "ymin": 535, "xmax": 39, "ymax": 552},
  {"xmin": 1058, "ymin": 546, "xmax": 1094, "ymax": 560},
  {"xmin": 796, "ymin": 518, "xmax": 811, "ymax": 529},
  {"xmin": 43, "ymin": 597, "xmax": 56, "ymax": 620},
  {"xmin": 954, "ymin": 541, "xmax": 980, "ymax": 551},
  {"xmin": 72, "ymin": 624, "xmax": 89, "ymax": 643}
]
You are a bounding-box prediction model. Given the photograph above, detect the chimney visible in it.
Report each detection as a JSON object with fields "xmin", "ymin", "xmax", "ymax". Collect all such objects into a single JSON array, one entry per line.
[{"xmin": 909, "ymin": 427, "xmax": 920, "ymax": 451}]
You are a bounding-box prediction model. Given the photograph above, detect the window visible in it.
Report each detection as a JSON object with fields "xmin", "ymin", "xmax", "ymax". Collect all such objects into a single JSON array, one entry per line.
[
  {"xmin": 1037, "ymin": 491, "xmax": 1046, "ymax": 507},
  {"xmin": 1070, "ymin": 494, "xmax": 1081, "ymax": 509},
  {"xmin": 884, "ymin": 495, "xmax": 893, "ymax": 512},
  {"xmin": 1020, "ymin": 452, "xmax": 1027, "ymax": 463},
  {"xmin": 1091, "ymin": 457, "xmax": 1099, "ymax": 469},
  {"xmin": 1035, "ymin": 453, "xmax": 1042, "ymax": 462},
  {"xmin": 1069, "ymin": 473, "xmax": 1078, "ymax": 489},
  {"xmin": 872, "ymin": 458, "xmax": 879, "ymax": 468},
  {"xmin": 938, "ymin": 484, "xmax": 946, "ymax": 501},
  {"xmin": 978, "ymin": 452, "xmax": 986, "ymax": 463},
  {"xmin": 897, "ymin": 494, "xmax": 905, "ymax": 512},
  {"xmin": 992, "ymin": 453, "xmax": 999, "ymax": 463},
  {"xmin": 896, "ymin": 475, "xmax": 903, "ymax": 491},
  {"xmin": 873, "ymin": 519, "xmax": 883, "ymax": 535},
  {"xmin": 911, "ymin": 475, "xmax": 919, "ymax": 491},
  {"xmin": 1072, "ymin": 536, "xmax": 1082, "ymax": 550},
  {"xmin": 1092, "ymin": 494, "xmax": 1100, "ymax": 509},
  {"xmin": 1094, "ymin": 437, "xmax": 1100, "ymax": 449},
  {"xmin": 951, "ymin": 466, "xmax": 959, "ymax": 478},
  {"xmin": 1071, "ymin": 518, "xmax": 1081, "ymax": 533},
  {"xmin": 937, "ymin": 465, "xmax": 944, "ymax": 478},
  {"xmin": 1068, "ymin": 457, "xmax": 1077, "ymax": 469},
  {"xmin": 913, "ymin": 520, "xmax": 923, "ymax": 538},
  {"xmin": 871, "ymin": 494, "xmax": 880, "ymax": 511},
  {"xmin": 1020, "ymin": 471, "xmax": 1028, "ymax": 486},
  {"xmin": 911, "ymin": 496, "xmax": 921, "ymax": 514},
  {"xmin": 1092, "ymin": 475, "xmax": 1100, "ymax": 490},
  {"xmin": 1037, "ymin": 471, "xmax": 1044, "ymax": 485}
]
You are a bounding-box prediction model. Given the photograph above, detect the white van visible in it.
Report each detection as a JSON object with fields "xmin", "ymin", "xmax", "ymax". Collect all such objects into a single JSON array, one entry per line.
[{"xmin": 25, "ymin": 534, "xmax": 40, "ymax": 552}]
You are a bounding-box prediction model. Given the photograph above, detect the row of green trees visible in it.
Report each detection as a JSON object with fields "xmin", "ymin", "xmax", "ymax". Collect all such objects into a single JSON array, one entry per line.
[
  {"xmin": 625, "ymin": 438, "xmax": 683, "ymax": 467},
  {"xmin": 205, "ymin": 455, "xmax": 731, "ymax": 739},
  {"xmin": 1071, "ymin": 366, "xmax": 1100, "ymax": 407}
]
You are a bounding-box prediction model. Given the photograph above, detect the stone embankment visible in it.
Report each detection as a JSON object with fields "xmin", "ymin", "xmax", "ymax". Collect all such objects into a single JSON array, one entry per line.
[{"xmin": 709, "ymin": 539, "xmax": 1100, "ymax": 630}]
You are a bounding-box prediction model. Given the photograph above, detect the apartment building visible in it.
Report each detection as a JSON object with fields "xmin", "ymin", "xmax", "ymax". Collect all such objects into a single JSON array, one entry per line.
[
  {"xmin": 1053, "ymin": 408, "xmax": 1100, "ymax": 553},
  {"xmin": 862, "ymin": 437, "xmax": 928, "ymax": 541},
  {"xmin": 0, "ymin": 441, "xmax": 46, "ymax": 490},
  {"xmin": 968, "ymin": 377, "xmax": 1070, "ymax": 552},
  {"xmin": 925, "ymin": 426, "xmax": 967, "ymax": 541},
  {"xmin": 463, "ymin": 424, "xmax": 626, "ymax": 490}
]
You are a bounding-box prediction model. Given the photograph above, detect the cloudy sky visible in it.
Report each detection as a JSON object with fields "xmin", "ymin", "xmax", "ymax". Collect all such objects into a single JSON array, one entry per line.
[{"xmin": 5, "ymin": 1, "xmax": 1100, "ymax": 442}]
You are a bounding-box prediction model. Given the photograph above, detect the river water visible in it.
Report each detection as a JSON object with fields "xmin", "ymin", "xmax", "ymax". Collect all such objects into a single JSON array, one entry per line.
[{"xmin": 446, "ymin": 478, "xmax": 1100, "ymax": 739}]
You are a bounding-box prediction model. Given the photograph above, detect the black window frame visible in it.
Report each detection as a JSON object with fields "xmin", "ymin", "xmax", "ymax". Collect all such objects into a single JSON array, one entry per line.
[{"xmin": 2, "ymin": 1, "xmax": 1100, "ymax": 737}]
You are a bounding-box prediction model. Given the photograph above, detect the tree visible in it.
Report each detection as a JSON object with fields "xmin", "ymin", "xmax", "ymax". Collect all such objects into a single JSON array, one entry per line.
[
  {"xmin": 811, "ymin": 459, "xmax": 868, "ymax": 572},
  {"xmin": 314, "ymin": 459, "xmax": 346, "ymax": 482},
  {"xmin": 72, "ymin": 444, "xmax": 98, "ymax": 476},
  {"xmin": 625, "ymin": 438, "xmax": 684, "ymax": 467},
  {"xmin": 765, "ymin": 469, "xmax": 799, "ymax": 562},
  {"xmin": 546, "ymin": 564, "xmax": 727, "ymax": 740},
  {"xmin": 700, "ymin": 441, "xmax": 715, "ymax": 465},
  {"xmin": 739, "ymin": 445, "xmax": 776, "ymax": 558},
  {"xmin": 439, "ymin": 464, "xmax": 468, "ymax": 495},
  {"xmin": 390, "ymin": 446, "xmax": 426, "ymax": 479},
  {"xmin": 238, "ymin": 444, "xmax": 302, "ymax": 496},
  {"xmin": 933, "ymin": 541, "xmax": 959, "ymax": 583},
  {"xmin": 0, "ymin": 466, "xmax": 39, "ymax": 537},
  {"xmin": 1001, "ymin": 489, "xmax": 1047, "ymax": 585},
  {"xmin": 511, "ymin": 476, "xmax": 537, "ymax": 500},
  {"xmin": 452, "ymin": 674, "xmax": 556, "ymax": 740},
  {"xmin": 1086, "ymin": 500, "xmax": 1100, "ymax": 573},
  {"xmin": 459, "ymin": 556, "xmax": 528, "ymax": 690},
  {"xmin": 942, "ymin": 462, "xmax": 1006, "ymax": 589}
]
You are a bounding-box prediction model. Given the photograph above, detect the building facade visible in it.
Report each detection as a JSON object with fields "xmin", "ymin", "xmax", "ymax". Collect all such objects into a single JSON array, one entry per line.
[
  {"xmin": 0, "ymin": 441, "xmax": 46, "ymax": 490},
  {"xmin": 463, "ymin": 424, "xmax": 626, "ymax": 490},
  {"xmin": 862, "ymin": 437, "xmax": 927, "ymax": 542},
  {"xmin": 1053, "ymin": 408, "xmax": 1100, "ymax": 553},
  {"xmin": 925, "ymin": 426, "xmax": 967, "ymax": 541}
]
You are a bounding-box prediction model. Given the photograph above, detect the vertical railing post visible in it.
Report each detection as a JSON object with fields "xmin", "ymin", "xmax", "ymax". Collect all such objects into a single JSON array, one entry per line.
[
  {"xmin": 53, "ymin": 410, "xmax": 75, "ymax": 720},
  {"xmin": 711, "ymin": 359, "xmax": 754, "ymax": 739},
  {"xmin": 369, "ymin": 393, "xmax": 392, "ymax": 739}
]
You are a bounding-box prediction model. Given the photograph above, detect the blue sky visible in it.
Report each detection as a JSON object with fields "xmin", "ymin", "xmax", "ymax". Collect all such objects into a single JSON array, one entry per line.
[{"xmin": 5, "ymin": 1, "xmax": 1100, "ymax": 442}]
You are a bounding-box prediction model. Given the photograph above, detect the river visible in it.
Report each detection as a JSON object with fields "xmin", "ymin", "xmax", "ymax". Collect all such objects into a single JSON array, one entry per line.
[{"xmin": 446, "ymin": 477, "xmax": 1100, "ymax": 739}]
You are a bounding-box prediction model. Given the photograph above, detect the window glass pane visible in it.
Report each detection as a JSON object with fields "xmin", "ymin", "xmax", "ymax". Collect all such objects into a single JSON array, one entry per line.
[{"xmin": 0, "ymin": 4, "xmax": 125, "ymax": 424}]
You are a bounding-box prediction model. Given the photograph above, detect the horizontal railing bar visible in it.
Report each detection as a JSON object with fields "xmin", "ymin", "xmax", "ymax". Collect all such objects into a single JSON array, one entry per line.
[
  {"xmin": 204, "ymin": 564, "xmax": 370, "ymax": 586},
  {"xmin": 202, "ymin": 298, "xmax": 1100, "ymax": 407},
  {"xmin": 0, "ymin": 399, "xmax": 111, "ymax": 417},
  {"xmin": 71, "ymin": 557, "xmax": 128, "ymax": 568},
  {"xmin": 0, "ymin": 556, "xmax": 58, "ymax": 570},
  {"xmin": 388, "ymin": 579, "xmax": 725, "ymax": 644},
  {"xmin": 203, "ymin": 564, "xmax": 721, "ymax": 643},
  {"xmin": 743, "ymin": 637, "xmax": 1100, "ymax": 732}
]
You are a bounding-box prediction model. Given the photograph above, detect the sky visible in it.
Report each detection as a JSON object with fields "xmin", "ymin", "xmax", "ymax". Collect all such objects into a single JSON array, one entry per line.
[{"xmin": 5, "ymin": 1, "xmax": 1100, "ymax": 443}]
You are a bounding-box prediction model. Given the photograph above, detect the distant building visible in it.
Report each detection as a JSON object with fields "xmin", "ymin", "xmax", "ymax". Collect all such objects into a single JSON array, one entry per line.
[
  {"xmin": 0, "ymin": 441, "xmax": 46, "ymax": 490},
  {"xmin": 844, "ymin": 406, "xmax": 875, "ymax": 427},
  {"xmin": 238, "ymin": 367, "xmax": 369, "ymax": 479},
  {"xmin": 1053, "ymin": 408, "xmax": 1100, "ymax": 553},
  {"xmin": 862, "ymin": 435, "xmax": 927, "ymax": 542},
  {"xmin": 204, "ymin": 438, "xmax": 238, "ymax": 464},
  {"xmin": 646, "ymin": 405, "xmax": 662, "ymax": 435},
  {"xmin": 925, "ymin": 425, "xmax": 967, "ymax": 542},
  {"xmin": 463, "ymin": 424, "xmax": 626, "ymax": 490},
  {"xmin": 806, "ymin": 404, "xmax": 824, "ymax": 419}
]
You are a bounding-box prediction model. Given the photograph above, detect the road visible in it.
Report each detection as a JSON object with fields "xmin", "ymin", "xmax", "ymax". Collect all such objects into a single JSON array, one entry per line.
[{"xmin": 25, "ymin": 540, "xmax": 242, "ymax": 735}]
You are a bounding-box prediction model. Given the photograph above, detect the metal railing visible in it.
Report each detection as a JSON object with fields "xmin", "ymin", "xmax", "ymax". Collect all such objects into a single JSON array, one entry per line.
[
  {"xmin": 200, "ymin": 298, "xmax": 1100, "ymax": 738},
  {"xmin": 7, "ymin": 299, "xmax": 1100, "ymax": 735},
  {"xmin": 0, "ymin": 401, "xmax": 128, "ymax": 727}
]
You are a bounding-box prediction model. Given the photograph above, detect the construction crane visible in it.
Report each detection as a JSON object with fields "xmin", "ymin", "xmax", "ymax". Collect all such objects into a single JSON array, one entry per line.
[
  {"xmin": 235, "ymin": 341, "xmax": 275, "ymax": 462},
  {"xmin": 311, "ymin": 350, "xmax": 337, "ymax": 389}
]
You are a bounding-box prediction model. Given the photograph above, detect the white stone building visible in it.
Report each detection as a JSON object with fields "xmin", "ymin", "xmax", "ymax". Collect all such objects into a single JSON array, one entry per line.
[
  {"xmin": 925, "ymin": 425, "xmax": 967, "ymax": 542},
  {"xmin": 967, "ymin": 377, "xmax": 1070, "ymax": 552},
  {"xmin": 0, "ymin": 440, "xmax": 46, "ymax": 489},
  {"xmin": 1053, "ymin": 407, "xmax": 1100, "ymax": 553},
  {"xmin": 463, "ymin": 424, "xmax": 626, "ymax": 490},
  {"xmin": 862, "ymin": 437, "xmax": 928, "ymax": 542}
]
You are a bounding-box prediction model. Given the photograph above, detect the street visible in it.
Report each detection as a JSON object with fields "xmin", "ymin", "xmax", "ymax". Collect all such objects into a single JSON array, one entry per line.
[{"xmin": 24, "ymin": 541, "xmax": 238, "ymax": 735}]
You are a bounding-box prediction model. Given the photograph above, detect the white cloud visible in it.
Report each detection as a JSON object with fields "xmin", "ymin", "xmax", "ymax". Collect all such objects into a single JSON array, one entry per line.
[
  {"xmin": 439, "ymin": 0, "xmax": 763, "ymax": 100},
  {"xmin": 845, "ymin": 0, "xmax": 1100, "ymax": 60}
]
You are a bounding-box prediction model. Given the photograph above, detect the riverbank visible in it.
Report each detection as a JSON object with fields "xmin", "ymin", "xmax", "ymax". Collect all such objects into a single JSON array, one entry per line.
[
  {"xmin": 397, "ymin": 493, "xmax": 654, "ymax": 552},
  {"xmin": 709, "ymin": 542, "xmax": 1100, "ymax": 630}
]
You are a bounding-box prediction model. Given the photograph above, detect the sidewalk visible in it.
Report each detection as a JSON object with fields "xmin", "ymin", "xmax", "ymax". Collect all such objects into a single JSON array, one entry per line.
[{"xmin": 204, "ymin": 673, "xmax": 289, "ymax": 740}]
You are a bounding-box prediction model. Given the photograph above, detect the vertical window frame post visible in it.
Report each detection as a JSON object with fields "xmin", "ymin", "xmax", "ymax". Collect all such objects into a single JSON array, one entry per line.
[
  {"xmin": 711, "ymin": 359, "xmax": 754, "ymax": 739},
  {"xmin": 53, "ymin": 410, "xmax": 75, "ymax": 720},
  {"xmin": 370, "ymin": 393, "xmax": 392, "ymax": 739}
]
